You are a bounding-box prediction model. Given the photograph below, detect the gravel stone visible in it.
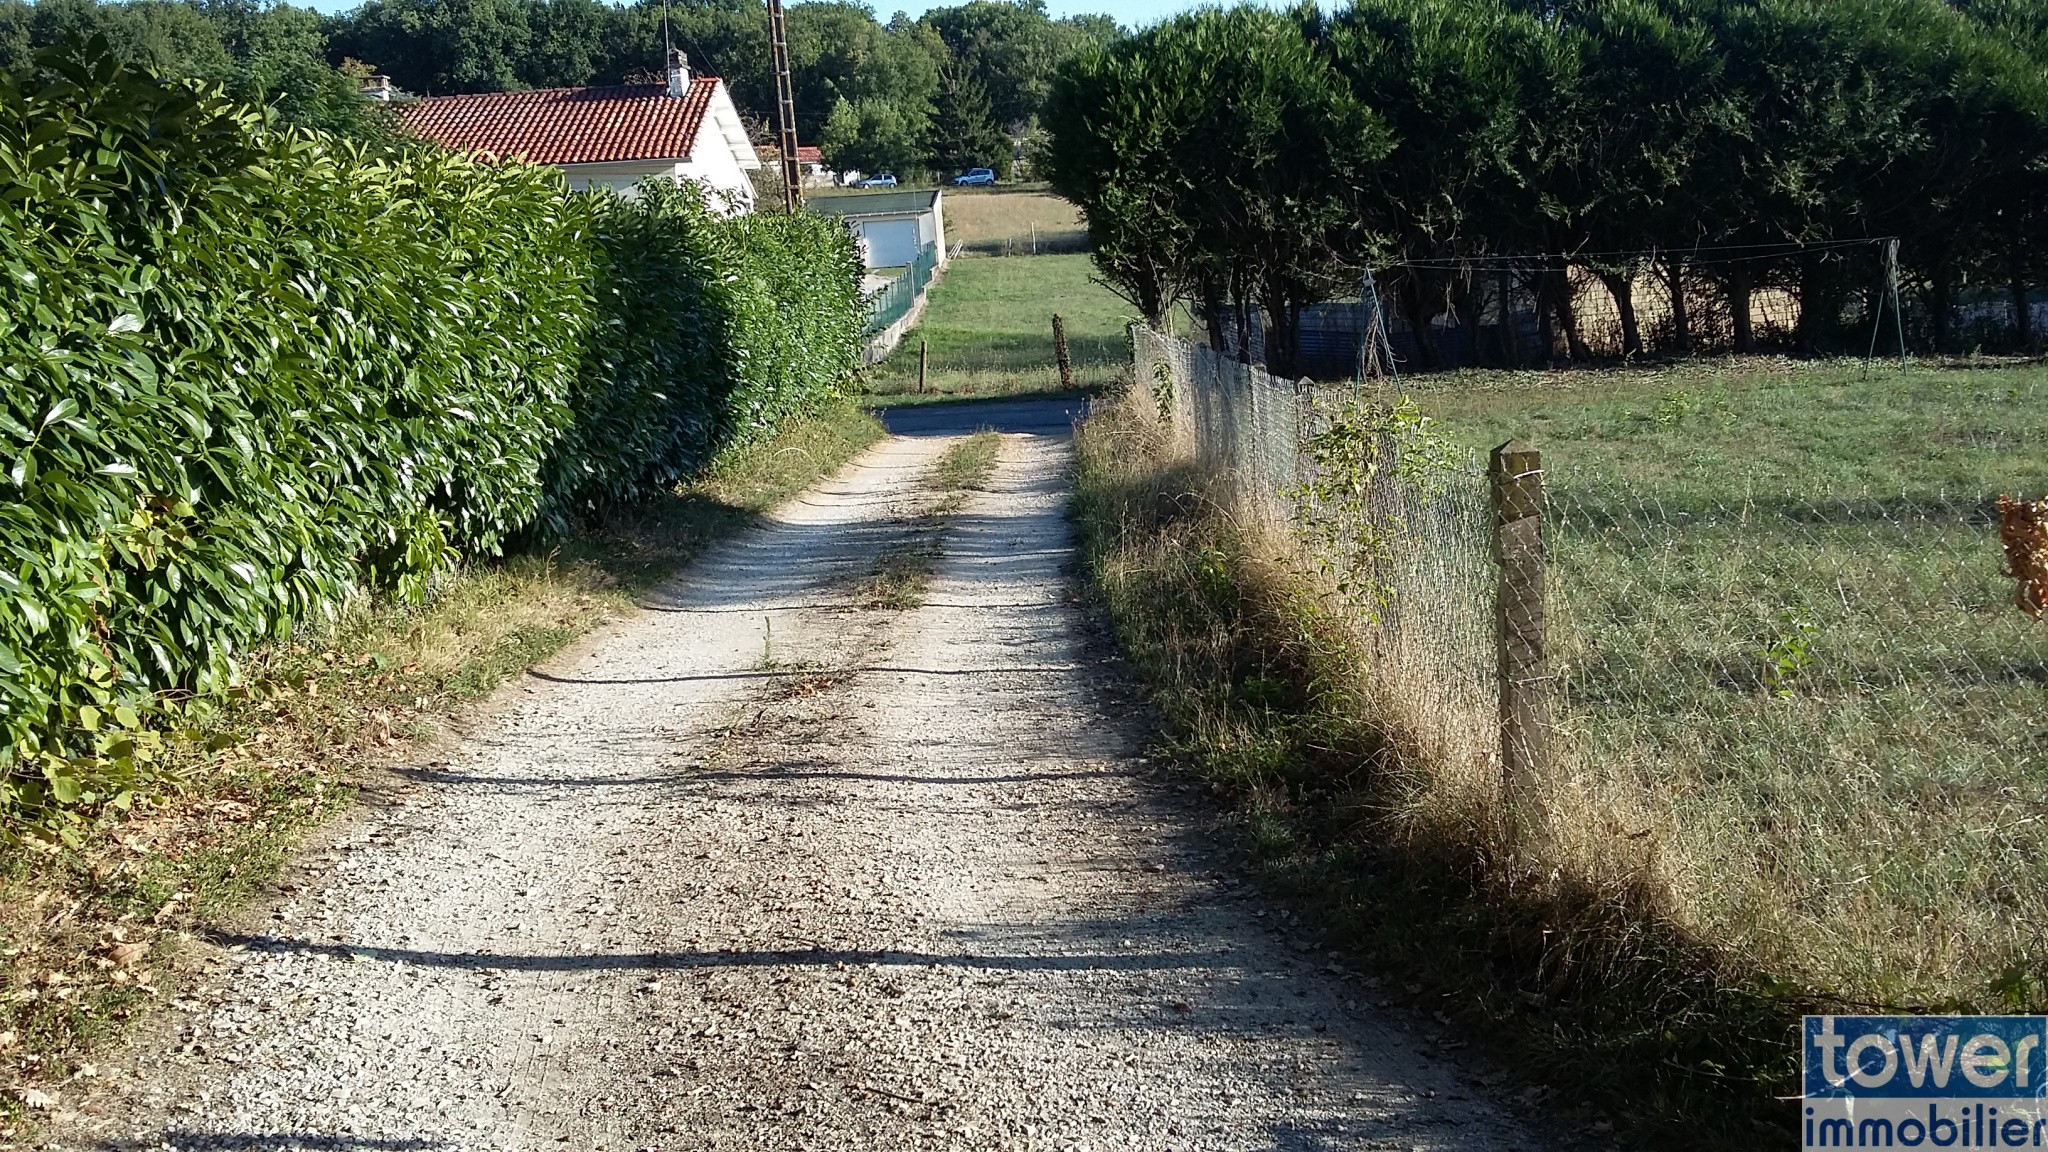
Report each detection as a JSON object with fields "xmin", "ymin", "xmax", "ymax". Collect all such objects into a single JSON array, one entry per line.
[{"xmin": 50, "ymin": 404, "xmax": 1540, "ymax": 1152}]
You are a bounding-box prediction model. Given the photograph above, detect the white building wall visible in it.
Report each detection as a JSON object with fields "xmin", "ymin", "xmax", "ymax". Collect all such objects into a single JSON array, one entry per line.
[
  {"xmin": 856, "ymin": 218, "xmax": 921, "ymax": 268},
  {"xmin": 676, "ymin": 113, "xmax": 754, "ymax": 214},
  {"xmin": 555, "ymin": 80, "xmax": 761, "ymax": 213},
  {"xmin": 559, "ymin": 160, "xmax": 686, "ymax": 197}
]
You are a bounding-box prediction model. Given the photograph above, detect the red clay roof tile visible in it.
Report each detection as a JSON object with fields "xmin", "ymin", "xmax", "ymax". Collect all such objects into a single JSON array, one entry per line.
[{"xmin": 394, "ymin": 81, "xmax": 719, "ymax": 166}]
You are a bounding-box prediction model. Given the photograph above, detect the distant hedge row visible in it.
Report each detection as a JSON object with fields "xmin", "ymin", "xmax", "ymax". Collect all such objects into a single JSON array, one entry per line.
[{"xmin": 0, "ymin": 48, "xmax": 863, "ymax": 832}]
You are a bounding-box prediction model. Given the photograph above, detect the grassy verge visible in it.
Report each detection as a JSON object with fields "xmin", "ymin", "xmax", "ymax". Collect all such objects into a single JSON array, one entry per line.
[
  {"xmin": 1074, "ymin": 385, "xmax": 1784, "ymax": 1150},
  {"xmin": 1073, "ymin": 356, "xmax": 2048, "ymax": 1148},
  {"xmin": 0, "ymin": 401, "xmax": 886, "ymax": 1123},
  {"xmin": 862, "ymin": 254, "xmax": 1133, "ymax": 402}
]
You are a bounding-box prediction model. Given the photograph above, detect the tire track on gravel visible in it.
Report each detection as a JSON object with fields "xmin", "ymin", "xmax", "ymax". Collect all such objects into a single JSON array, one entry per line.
[{"xmin": 51, "ymin": 403, "xmax": 1540, "ymax": 1152}]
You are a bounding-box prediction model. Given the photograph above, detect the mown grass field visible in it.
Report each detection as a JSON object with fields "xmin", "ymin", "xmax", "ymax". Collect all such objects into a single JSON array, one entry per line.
[
  {"xmin": 810, "ymin": 184, "xmax": 1088, "ymax": 256},
  {"xmin": 863, "ymin": 253, "xmax": 1134, "ymax": 401},
  {"xmin": 0, "ymin": 404, "xmax": 886, "ymax": 1113},
  {"xmin": 1406, "ymin": 357, "xmax": 2048, "ymax": 1012}
]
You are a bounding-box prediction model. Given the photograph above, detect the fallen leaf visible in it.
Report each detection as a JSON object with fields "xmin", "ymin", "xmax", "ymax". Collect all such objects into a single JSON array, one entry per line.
[
  {"xmin": 108, "ymin": 941, "xmax": 150, "ymax": 967},
  {"xmin": 16, "ymin": 1088, "xmax": 54, "ymax": 1110}
]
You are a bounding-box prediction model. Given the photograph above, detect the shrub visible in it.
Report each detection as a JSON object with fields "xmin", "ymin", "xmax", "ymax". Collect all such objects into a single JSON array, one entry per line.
[
  {"xmin": 0, "ymin": 45, "xmax": 863, "ymax": 837},
  {"xmin": 542, "ymin": 182, "xmax": 863, "ymax": 525}
]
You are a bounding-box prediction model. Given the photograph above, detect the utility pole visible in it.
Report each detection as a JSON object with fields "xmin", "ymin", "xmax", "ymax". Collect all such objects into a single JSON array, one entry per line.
[{"xmin": 767, "ymin": 0, "xmax": 802, "ymax": 214}]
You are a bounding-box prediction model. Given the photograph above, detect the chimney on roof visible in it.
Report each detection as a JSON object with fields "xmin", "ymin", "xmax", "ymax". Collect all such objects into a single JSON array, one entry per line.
[
  {"xmin": 665, "ymin": 49, "xmax": 690, "ymax": 99},
  {"xmin": 362, "ymin": 73, "xmax": 393, "ymax": 102}
]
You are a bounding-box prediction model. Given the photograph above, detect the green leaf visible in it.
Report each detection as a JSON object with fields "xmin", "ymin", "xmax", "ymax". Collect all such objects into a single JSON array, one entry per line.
[{"xmin": 46, "ymin": 771, "xmax": 82, "ymax": 806}]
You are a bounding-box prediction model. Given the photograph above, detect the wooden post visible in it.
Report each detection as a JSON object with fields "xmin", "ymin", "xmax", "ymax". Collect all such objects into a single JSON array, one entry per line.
[
  {"xmin": 1052, "ymin": 313, "xmax": 1076, "ymax": 392},
  {"xmin": 1491, "ymin": 439, "xmax": 1548, "ymax": 840},
  {"xmin": 918, "ymin": 338, "xmax": 929, "ymax": 394}
]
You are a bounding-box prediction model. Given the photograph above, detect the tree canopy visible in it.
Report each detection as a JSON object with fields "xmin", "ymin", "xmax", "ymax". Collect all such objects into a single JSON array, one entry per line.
[
  {"xmin": 1, "ymin": 0, "xmax": 1123, "ymax": 177},
  {"xmin": 1043, "ymin": 0, "xmax": 2048, "ymax": 368}
]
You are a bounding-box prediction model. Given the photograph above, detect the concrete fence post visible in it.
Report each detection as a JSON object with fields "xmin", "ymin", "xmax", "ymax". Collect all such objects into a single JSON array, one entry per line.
[{"xmin": 1491, "ymin": 439, "xmax": 1549, "ymax": 839}]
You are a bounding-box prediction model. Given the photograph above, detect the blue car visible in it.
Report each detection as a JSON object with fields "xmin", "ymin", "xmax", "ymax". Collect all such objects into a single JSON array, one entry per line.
[
  {"xmin": 850, "ymin": 173, "xmax": 898, "ymax": 188},
  {"xmin": 952, "ymin": 167, "xmax": 996, "ymax": 186}
]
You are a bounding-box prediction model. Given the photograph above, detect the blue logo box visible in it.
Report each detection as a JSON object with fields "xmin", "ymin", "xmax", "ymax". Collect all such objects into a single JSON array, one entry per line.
[{"xmin": 1807, "ymin": 1017, "xmax": 2048, "ymax": 1100}]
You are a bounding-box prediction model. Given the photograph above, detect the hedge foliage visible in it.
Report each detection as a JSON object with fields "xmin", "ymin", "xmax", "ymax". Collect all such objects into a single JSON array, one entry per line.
[
  {"xmin": 0, "ymin": 45, "xmax": 864, "ymax": 836},
  {"xmin": 544, "ymin": 181, "xmax": 863, "ymax": 527}
]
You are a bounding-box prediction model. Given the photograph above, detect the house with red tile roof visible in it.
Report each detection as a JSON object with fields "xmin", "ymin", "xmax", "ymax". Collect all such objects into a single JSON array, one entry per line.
[
  {"xmin": 395, "ymin": 51, "xmax": 763, "ymax": 212},
  {"xmin": 789, "ymin": 144, "xmax": 843, "ymax": 189}
]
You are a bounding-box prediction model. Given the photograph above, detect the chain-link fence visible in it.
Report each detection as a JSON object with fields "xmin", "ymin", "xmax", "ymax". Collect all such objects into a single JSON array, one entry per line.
[
  {"xmin": 1134, "ymin": 323, "xmax": 2048, "ymax": 992},
  {"xmin": 1133, "ymin": 326, "xmax": 1500, "ymax": 782}
]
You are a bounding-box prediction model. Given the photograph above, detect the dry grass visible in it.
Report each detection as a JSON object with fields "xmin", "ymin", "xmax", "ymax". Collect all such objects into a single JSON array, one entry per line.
[
  {"xmin": 0, "ymin": 402, "xmax": 887, "ymax": 1126},
  {"xmin": 1072, "ymin": 387, "xmax": 1787, "ymax": 1149},
  {"xmin": 850, "ymin": 432, "xmax": 1001, "ymax": 610}
]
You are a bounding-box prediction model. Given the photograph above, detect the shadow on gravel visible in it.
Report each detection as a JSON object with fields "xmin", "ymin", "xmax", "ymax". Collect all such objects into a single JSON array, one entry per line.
[
  {"xmin": 640, "ymin": 599, "xmax": 1053, "ymax": 613},
  {"xmin": 393, "ymin": 765, "xmax": 1131, "ymax": 788},
  {"xmin": 103, "ymin": 1136, "xmax": 447, "ymax": 1151},
  {"xmin": 523, "ymin": 663, "xmax": 1079, "ymax": 687},
  {"xmin": 877, "ymin": 397, "xmax": 1089, "ymax": 438},
  {"xmin": 206, "ymin": 935, "xmax": 1240, "ymax": 974}
]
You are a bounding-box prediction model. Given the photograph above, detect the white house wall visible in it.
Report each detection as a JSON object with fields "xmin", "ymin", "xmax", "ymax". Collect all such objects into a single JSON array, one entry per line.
[
  {"xmin": 559, "ymin": 160, "xmax": 687, "ymax": 196},
  {"xmin": 557, "ymin": 80, "xmax": 761, "ymax": 213},
  {"xmin": 679, "ymin": 82, "xmax": 760, "ymax": 214},
  {"xmin": 678, "ymin": 115, "xmax": 754, "ymax": 214}
]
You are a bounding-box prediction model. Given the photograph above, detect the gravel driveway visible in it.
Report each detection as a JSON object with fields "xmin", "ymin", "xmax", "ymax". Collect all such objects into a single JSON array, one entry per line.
[{"xmin": 51, "ymin": 401, "xmax": 1540, "ymax": 1152}]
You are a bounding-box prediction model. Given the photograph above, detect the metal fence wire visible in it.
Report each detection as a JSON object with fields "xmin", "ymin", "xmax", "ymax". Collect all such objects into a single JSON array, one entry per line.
[
  {"xmin": 1133, "ymin": 326, "xmax": 1499, "ymax": 772},
  {"xmin": 865, "ymin": 242, "xmax": 941, "ymax": 335},
  {"xmin": 1132, "ymin": 325, "xmax": 2048, "ymax": 947}
]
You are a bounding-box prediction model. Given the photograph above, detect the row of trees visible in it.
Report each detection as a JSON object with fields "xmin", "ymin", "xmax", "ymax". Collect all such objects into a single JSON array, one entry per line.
[
  {"xmin": 1, "ymin": 0, "xmax": 1122, "ymax": 179},
  {"xmin": 332, "ymin": 0, "xmax": 1121, "ymax": 178},
  {"xmin": 0, "ymin": 0, "xmax": 389, "ymax": 134},
  {"xmin": 1041, "ymin": 0, "xmax": 2048, "ymax": 373}
]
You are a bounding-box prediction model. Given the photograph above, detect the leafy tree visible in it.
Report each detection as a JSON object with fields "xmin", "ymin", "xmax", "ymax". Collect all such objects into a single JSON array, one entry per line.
[
  {"xmin": 1043, "ymin": 5, "xmax": 1388, "ymax": 375},
  {"xmin": 1330, "ymin": 0, "xmax": 1575, "ymax": 363},
  {"xmin": 920, "ymin": 0, "xmax": 1113, "ymax": 130},
  {"xmin": 818, "ymin": 94, "xmax": 926, "ymax": 177},
  {"xmin": 787, "ymin": 4, "xmax": 939, "ymax": 150},
  {"xmin": 927, "ymin": 59, "xmax": 1006, "ymax": 177},
  {"xmin": 0, "ymin": 0, "xmax": 386, "ymax": 136},
  {"xmin": 1040, "ymin": 24, "xmax": 1209, "ymax": 326},
  {"xmin": 326, "ymin": 0, "xmax": 532, "ymax": 94},
  {"xmin": 518, "ymin": 0, "xmax": 613, "ymax": 88}
]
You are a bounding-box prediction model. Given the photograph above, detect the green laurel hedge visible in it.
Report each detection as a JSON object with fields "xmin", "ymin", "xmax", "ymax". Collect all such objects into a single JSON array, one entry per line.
[
  {"xmin": 0, "ymin": 46, "xmax": 863, "ymax": 836},
  {"xmin": 544, "ymin": 181, "xmax": 863, "ymax": 526}
]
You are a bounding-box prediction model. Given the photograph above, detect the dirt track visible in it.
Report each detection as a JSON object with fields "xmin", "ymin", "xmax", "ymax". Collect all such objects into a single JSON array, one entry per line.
[{"xmin": 51, "ymin": 400, "xmax": 1538, "ymax": 1152}]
